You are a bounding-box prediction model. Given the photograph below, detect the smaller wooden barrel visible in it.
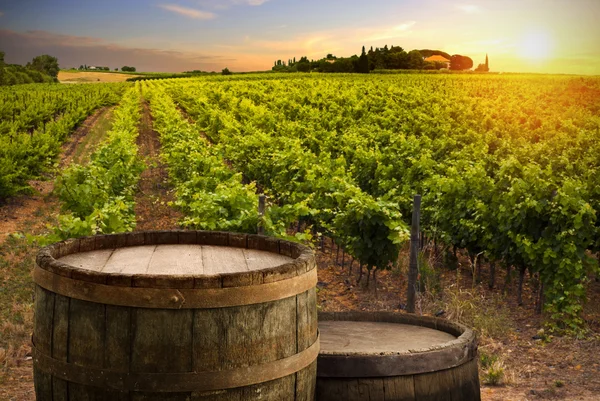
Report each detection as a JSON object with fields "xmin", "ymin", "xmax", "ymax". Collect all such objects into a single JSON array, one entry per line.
[
  {"xmin": 33, "ymin": 231, "xmax": 319, "ymax": 401},
  {"xmin": 317, "ymin": 311, "xmax": 480, "ymax": 401}
]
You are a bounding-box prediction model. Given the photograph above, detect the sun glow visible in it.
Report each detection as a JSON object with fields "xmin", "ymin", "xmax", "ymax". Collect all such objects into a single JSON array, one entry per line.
[{"xmin": 519, "ymin": 31, "xmax": 554, "ymax": 62}]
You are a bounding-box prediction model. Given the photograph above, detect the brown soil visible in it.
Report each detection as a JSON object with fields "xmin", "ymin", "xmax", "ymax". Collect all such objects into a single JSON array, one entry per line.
[
  {"xmin": 60, "ymin": 106, "xmax": 113, "ymax": 167},
  {"xmin": 133, "ymin": 102, "xmax": 182, "ymax": 230},
  {"xmin": 58, "ymin": 71, "xmax": 140, "ymax": 83}
]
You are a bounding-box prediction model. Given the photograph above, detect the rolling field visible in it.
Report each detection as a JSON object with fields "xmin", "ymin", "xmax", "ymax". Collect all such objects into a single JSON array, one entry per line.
[{"xmin": 58, "ymin": 70, "xmax": 140, "ymax": 83}]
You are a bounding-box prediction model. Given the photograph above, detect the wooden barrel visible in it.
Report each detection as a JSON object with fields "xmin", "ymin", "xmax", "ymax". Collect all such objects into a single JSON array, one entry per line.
[
  {"xmin": 316, "ymin": 311, "xmax": 480, "ymax": 401},
  {"xmin": 33, "ymin": 231, "xmax": 318, "ymax": 400}
]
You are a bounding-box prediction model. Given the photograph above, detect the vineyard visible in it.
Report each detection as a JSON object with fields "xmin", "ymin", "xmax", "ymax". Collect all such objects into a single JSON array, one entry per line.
[
  {"xmin": 145, "ymin": 73, "xmax": 599, "ymax": 332},
  {"xmin": 1, "ymin": 73, "xmax": 600, "ymax": 399}
]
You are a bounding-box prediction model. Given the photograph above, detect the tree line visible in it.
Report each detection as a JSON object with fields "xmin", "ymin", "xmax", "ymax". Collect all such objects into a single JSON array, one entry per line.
[
  {"xmin": 273, "ymin": 45, "xmax": 479, "ymax": 73},
  {"xmin": 0, "ymin": 52, "xmax": 58, "ymax": 86},
  {"xmin": 77, "ymin": 65, "xmax": 137, "ymax": 72}
]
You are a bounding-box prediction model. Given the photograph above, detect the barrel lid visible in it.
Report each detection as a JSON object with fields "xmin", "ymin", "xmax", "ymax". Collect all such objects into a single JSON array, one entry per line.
[
  {"xmin": 319, "ymin": 321, "xmax": 456, "ymax": 355},
  {"xmin": 36, "ymin": 231, "xmax": 315, "ymax": 290},
  {"xmin": 58, "ymin": 244, "xmax": 291, "ymax": 276}
]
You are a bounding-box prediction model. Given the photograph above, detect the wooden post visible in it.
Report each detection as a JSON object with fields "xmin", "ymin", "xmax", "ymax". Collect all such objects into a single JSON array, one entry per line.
[
  {"xmin": 258, "ymin": 194, "xmax": 266, "ymax": 235},
  {"xmin": 406, "ymin": 194, "xmax": 421, "ymax": 314}
]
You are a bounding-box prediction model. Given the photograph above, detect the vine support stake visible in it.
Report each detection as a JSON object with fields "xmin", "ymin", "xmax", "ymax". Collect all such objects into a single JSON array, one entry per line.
[
  {"xmin": 406, "ymin": 194, "xmax": 421, "ymax": 314},
  {"xmin": 257, "ymin": 194, "xmax": 266, "ymax": 235}
]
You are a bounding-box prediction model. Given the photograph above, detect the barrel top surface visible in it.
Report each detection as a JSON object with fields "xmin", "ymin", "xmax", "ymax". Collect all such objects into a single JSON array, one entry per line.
[
  {"xmin": 319, "ymin": 321, "xmax": 456, "ymax": 355},
  {"xmin": 57, "ymin": 244, "xmax": 293, "ymax": 276}
]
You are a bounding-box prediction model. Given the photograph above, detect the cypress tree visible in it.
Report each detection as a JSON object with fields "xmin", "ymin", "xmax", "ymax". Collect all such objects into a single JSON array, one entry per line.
[{"xmin": 358, "ymin": 45, "xmax": 369, "ymax": 73}]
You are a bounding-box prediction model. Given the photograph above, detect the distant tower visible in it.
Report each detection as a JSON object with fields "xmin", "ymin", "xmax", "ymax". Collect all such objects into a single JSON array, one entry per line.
[{"xmin": 485, "ymin": 53, "xmax": 489, "ymax": 71}]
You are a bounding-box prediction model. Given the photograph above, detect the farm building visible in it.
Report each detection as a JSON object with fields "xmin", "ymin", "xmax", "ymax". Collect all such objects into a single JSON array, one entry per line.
[{"xmin": 424, "ymin": 55, "xmax": 451, "ymax": 68}]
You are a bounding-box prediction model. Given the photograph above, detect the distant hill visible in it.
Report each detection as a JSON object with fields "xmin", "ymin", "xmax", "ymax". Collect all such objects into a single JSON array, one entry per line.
[{"xmin": 419, "ymin": 50, "xmax": 452, "ymax": 60}]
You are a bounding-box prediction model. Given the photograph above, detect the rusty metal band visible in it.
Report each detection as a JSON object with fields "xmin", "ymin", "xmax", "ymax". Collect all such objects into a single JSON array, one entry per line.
[
  {"xmin": 33, "ymin": 334, "xmax": 319, "ymax": 393},
  {"xmin": 33, "ymin": 266, "xmax": 317, "ymax": 309}
]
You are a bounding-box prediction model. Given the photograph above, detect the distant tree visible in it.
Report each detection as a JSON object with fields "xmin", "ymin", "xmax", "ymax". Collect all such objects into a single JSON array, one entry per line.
[
  {"xmin": 222, "ymin": 67, "xmax": 232, "ymax": 75},
  {"xmin": 114, "ymin": 68, "xmax": 118, "ymax": 71},
  {"xmin": 122, "ymin": 66, "xmax": 136, "ymax": 72},
  {"xmin": 419, "ymin": 49, "xmax": 452, "ymax": 60},
  {"xmin": 357, "ymin": 46, "xmax": 370, "ymax": 73},
  {"xmin": 0, "ymin": 51, "xmax": 5, "ymax": 85},
  {"xmin": 27, "ymin": 54, "xmax": 59, "ymax": 78},
  {"xmin": 475, "ymin": 54, "xmax": 490, "ymax": 72},
  {"xmin": 407, "ymin": 50, "xmax": 424, "ymax": 69},
  {"xmin": 450, "ymin": 54, "xmax": 473, "ymax": 70},
  {"xmin": 326, "ymin": 53, "xmax": 336, "ymax": 59},
  {"xmin": 297, "ymin": 61, "xmax": 311, "ymax": 72}
]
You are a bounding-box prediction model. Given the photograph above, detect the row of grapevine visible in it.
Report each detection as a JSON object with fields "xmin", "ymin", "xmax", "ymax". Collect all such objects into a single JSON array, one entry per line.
[
  {"xmin": 49, "ymin": 85, "xmax": 144, "ymax": 240},
  {"xmin": 163, "ymin": 74, "xmax": 599, "ymax": 331},
  {"xmin": 143, "ymin": 82, "xmax": 260, "ymax": 233},
  {"xmin": 0, "ymin": 83, "xmax": 127, "ymax": 199}
]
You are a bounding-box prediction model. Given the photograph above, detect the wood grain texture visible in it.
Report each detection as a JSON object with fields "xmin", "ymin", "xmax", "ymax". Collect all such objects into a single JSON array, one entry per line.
[
  {"xmin": 33, "ymin": 232, "xmax": 318, "ymax": 400},
  {"xmin": 67, "ymin": 298, "xmax": 107, "ymax": 401},
  {"xmin": 51, "ymin": 295, "xmax": 69, "ymax": 401},
  {"xmin": 59, "ymin": 245, "xmax": 292, "ymax": 275},
  {"xmin": 33, "ymin": 286, "xmax": 54, "ymax": 398}
]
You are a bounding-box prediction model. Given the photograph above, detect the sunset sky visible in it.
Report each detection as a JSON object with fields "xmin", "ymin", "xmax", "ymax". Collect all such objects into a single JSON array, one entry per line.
[{"xmin": 0, "ymin": 0, "xmax": 598, "ymax": 74}]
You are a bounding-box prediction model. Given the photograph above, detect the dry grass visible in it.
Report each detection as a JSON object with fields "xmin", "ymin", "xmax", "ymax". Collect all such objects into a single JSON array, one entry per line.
[{"xmin": 58, "ymin": 71, "xmax": 139, "ymax": 83}]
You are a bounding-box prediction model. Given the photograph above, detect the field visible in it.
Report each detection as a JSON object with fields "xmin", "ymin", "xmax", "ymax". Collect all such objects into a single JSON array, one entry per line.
[
  {"xmin": 57, "ymin": 70, "xmax": 140, "ymax": 83},
  {"xmin": 1, "ymin": 72, "xmax": 599, "ymax": 400}
]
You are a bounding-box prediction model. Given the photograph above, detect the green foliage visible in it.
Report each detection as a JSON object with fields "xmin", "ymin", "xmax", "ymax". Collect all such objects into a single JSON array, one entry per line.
[
  {"xmin": 27, "ymin": 54, "xmax": 59, "ymax": 78},
  {"xmin": 332, "ymin": 193, "xmax": 408, "ymax": 270},
  {"xmin": 479, "ymin": 351, "xmax": 499, "ymax": 370},
  {"xmin": 145, "ymin": 83, "xmax": 259, "ymax": 233},
  {"xmin": 51, "ymin": 86, "xmax": 143, "ymax": 239},
  {"xmin": 0, "ymin": 83, "xmax": 127, "ymax": 199},
  {"xmin": 121, "ymin": 66, "xmax": 136, "ymax": 72},
  {"xmin": 222, "ymin": 68, "xmax": 232, "ymax": 76},
  {"xmin": 479, "ymin": 351, "xmax": 506, "ymax": 385}
]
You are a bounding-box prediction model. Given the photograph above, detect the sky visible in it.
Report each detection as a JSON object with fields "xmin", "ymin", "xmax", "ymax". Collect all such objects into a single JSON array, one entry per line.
[{"xmin": 0, "ymin": 0, "xmax": 599, "ymax": 74}]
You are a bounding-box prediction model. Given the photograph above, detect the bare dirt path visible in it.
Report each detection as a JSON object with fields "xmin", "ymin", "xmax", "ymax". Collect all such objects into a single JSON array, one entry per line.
[
  {"xmin": 133, "ymin": 101, "xmax": 182, "ymax": 231},
  {"xmin": 0, "ymin": 107, "xmax": 114, "ymax": 401}
]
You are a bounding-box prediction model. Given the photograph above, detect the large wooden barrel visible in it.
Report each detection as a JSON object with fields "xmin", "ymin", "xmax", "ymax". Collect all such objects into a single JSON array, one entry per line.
[
  {"xmin": 33, "ymin": 231, "xmax": 318, "ymax": 400},
  {"xmin": 316, "ymin": 311, "xmax": 480, "ymax": 401}
]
